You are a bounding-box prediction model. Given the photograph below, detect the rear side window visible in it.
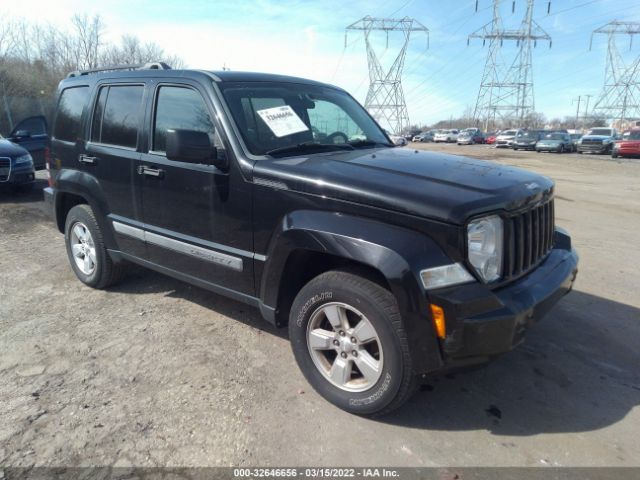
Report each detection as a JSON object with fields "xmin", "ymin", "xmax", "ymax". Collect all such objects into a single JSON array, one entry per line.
[
  {"xmin": 153, "ymin": 86, "xmax": 214, "ymax": 152},
  {"xmin": 54, "ymin": 86, "xmax": 89, "ymax": 142},
  {"xmin": 91, "ymin": 85, "xmax": 144, "ymax": 148}
]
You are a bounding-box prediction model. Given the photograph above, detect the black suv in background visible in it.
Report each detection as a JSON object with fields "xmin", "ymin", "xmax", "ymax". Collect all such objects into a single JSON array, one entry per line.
[{"xmin": 44, "ymin": 64, "xmax": 578, "ymax": 415}]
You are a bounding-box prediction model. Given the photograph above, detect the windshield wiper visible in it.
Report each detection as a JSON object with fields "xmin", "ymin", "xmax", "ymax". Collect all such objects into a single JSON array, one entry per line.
[
  {"xmin": 266, "ymin": 141, "xmax": 355, "ymax": 157},
  {"xmin": 348, "ymin": 139, "xmax": 394, "ymax": 148}
]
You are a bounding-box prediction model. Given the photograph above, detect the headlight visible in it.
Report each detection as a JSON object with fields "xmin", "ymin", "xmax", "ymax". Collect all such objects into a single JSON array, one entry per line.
[
  {"xmin": 15, "ymin": 154, "xmax": 33, "ymax": 165},
  {"xmin": 467, "ymin": 215, "xmax": 503, "ymax": 282},
  {"xmin": 420, "ymin": 263, "xmax": 474, "ymax": 290}
]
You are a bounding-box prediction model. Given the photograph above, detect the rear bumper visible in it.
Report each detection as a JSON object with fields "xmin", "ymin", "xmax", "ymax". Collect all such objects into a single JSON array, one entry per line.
[
  {"xmin": 43, "ymin": 186, "xmax": 55, "ymax": 220},
  {"xmin": 428, "ymin": 231, "xmax": 578, "ymax": 368}
]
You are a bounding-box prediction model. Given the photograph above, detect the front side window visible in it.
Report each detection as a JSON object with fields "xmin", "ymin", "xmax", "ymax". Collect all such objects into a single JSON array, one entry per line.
[
  {"xmin": 153, "ymin": 86, "xmax": 215, "ymax": 152},
  {"xmin": 54, "ymin": 86, "xmax": 89, "ymax": 142},
  {"xmin": 91, "ymin": 85, "xmax": 144, "ymax": 148},
  {"xmin": 219, "ymin": 81, "xmax": 390, "ymax": 157}
]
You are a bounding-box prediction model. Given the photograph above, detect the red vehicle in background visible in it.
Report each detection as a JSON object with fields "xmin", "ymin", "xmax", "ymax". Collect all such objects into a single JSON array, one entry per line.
[
  {"xmin": 612, "ymin": 129, "xmax": 640, "ymax": 158},
  {"xmin": 485, "ymin": 132, "xmax": 498, "ymax": 145}
]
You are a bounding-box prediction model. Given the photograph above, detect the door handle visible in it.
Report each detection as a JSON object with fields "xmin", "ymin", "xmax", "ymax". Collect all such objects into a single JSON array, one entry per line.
[
  {"xmin": 137, "ymin": 165, "xmax": 164, "ymax": 178},
  {"xmin": 79, "ymin": 154, "xmax": 97, "ymax": 165}
]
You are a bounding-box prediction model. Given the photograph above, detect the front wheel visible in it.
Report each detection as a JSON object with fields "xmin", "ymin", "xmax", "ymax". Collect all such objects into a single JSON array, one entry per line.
[{"xmin": 289, "ymin": 271, "xmax": 415, "ymax": 416}]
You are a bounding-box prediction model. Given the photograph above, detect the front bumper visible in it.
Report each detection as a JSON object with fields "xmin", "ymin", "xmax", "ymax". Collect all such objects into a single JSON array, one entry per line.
[
  {"xmin": 429, "ymin": 231, "xmax": 578, "ymax": 367},
  {"xmin": 0, "ymin": 164, "xmax": 35, "ymax": 186},
  {"xmin": 513, "ymin": 142, "xmax": 536, "ymax": 150},
  {"xmin": 536, "ymin": 144, "xmax": 562, "ymax": 151},
  {"xmin": 578, "ymin": 143, "xmax": 610, "ymax": 153},
  {"xmin": 43, "ymin": 186, "xmax": 56, "ymax": 222}
]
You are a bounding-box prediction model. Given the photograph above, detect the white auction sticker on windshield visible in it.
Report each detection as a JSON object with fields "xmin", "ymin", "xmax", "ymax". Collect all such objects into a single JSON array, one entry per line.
[{"xmin": 256, "ymin": 105, "xmax": 309, "ymax": 138}]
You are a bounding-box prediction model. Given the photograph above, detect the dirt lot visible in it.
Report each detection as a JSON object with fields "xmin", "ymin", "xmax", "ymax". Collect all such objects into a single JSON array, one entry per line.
[{"xmin": 1, "ymin": 145, "xmax": 639, "ymax": 467}]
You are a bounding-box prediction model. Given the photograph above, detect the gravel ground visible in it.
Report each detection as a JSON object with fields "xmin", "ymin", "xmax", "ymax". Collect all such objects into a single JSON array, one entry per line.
[{"xmin": 1, "ymin": 146, "xmax": 639, "ymax": 467}]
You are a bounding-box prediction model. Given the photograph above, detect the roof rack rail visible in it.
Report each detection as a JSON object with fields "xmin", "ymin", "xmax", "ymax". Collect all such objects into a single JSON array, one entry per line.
[{"xmin": 67, "ymin": 62, "xmax": 172, "ymax": 78}]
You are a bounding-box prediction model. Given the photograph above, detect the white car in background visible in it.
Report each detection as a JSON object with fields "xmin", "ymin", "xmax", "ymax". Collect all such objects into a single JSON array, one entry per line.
[
  {"xmin": 388, "ymin": 133, "xmax": 407, "ymax": 146},
  {"xmin": 495, "ymin": 129, "xmax": 520, "ymax": 148},
  {"xmin": 434, "ymin": 129, "xmax": 459, "ymax": 143}
]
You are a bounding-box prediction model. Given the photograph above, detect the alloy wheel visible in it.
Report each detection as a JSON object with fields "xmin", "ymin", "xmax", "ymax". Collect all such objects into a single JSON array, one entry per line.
[{"xmin": 306, "ymin": 302, "xmax": 383, "ymax": 392}]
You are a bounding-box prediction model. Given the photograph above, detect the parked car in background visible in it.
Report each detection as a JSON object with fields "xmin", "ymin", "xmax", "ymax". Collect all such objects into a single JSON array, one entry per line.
[
  {"xmin": 495, "ymin": 129, "xmax": 519, "ymax": 148},
  {"xmin": 412, "ymin": 131, "xmax": 434, "ymax": 142},
  {"xmin": 0, "ymin": 134, "xmax": 36, "ymax": 192},
  {"xmin": 485, "ymin": 131, "xmax": 498, "ymax": 145},
  {"xmin": 512, "ymin": 130, "xmax": 542, "ymax": 150},
  {"xmin": 536, "ymin": 132, "xmax": 573, "ymax": 153},
  {"xmin": 389, "ymin": 132, "xmax": 408, "ymax": 146},
  {"xmin": 434, "ymin": 129, "xmax": 459, "ymax": 143},
  {"xmin": 612, "ymin": 128, "xmax": 640, "ymax": 158},
  {"xmin": 459, "ymin": 128, "xmax": 484, "ymax": 144},
  {"xmin": 3, "ymin": 115, "xmax": 49, "ymax": 170},
  {"xmin": 403, "ymin": 129, "xmax": 421, "ymax": 141},
  {"xmin": 577, "ymin": 127, "xmax": 618, "ymax": 154},
  {"xmin": 569, "ymin": 133, "xmax": 583, "ymax": 152}
]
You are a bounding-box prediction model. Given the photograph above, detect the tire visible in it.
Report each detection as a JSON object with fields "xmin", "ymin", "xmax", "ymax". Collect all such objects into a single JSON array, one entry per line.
[
  {"xmin": 64, "ymin": 204, "xmax": 126, "ymax": 289},
  {"xmin": 612, "ymin": 150, "xmax": 619, "ymax": 159},
  {"xmin": 289, "ymin": 271, "xmax": 416, "ymax": 416}
]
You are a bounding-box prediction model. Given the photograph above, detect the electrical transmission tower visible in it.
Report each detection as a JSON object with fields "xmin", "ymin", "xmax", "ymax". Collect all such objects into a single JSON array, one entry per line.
[
  {"xmin": 346, "ymin": 16, "xmax": 428, "ymax": 134},
  {"xmin": 590, "ymin": 21, "xmax": 640, "ymax": 126},
  {"xmin": 469, "ymin": 1, "xmax": 551, "ymax": 131}
]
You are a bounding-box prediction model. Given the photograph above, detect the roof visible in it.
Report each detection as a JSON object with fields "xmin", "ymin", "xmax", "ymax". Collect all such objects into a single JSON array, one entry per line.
[{"xmin": 61, "ymin": 66, "xmax": 337, "ymax": 90}]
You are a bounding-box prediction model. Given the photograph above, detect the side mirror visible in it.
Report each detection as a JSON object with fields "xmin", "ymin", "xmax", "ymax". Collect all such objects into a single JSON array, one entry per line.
[
  {"xmin": 13, "ymin": 129, "xmax": 31, "ymax": 139},
  {"xmin": 165, "ymin": 129, "xmax": 228, "ymax": 170}
]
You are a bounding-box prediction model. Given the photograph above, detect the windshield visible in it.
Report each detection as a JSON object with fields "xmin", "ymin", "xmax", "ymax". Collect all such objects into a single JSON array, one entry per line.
[
  {"xmin": 589, "ymin": 128, "xmax": 613, "ymax": 136},
  {"xmin": 502, "ymin": 130, "xmax": 517, "ymax": 136},
  {"xmin": 517, "ymin": 131, "xmax": 537, "ymax": 139},
  {"xmin": 545, "ymin": 133, "xmax": 565, "ymax": 140},
  {"xmin": 218, "ymin": 81, "xmax": 390, "ymax": 156},
  {"xmin": 627, "ymin": 131, "xmax": 640, "ymax": 140}
]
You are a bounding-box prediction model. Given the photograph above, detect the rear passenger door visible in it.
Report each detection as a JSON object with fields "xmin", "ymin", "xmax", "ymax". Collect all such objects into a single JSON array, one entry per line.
[{"xmin": 84, "ymin": 81, "xmax": 148, "ymax": 258}]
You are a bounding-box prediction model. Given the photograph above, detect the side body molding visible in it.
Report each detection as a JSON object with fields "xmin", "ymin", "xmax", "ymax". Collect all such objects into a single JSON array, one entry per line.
[{"xmin": 260, "ymin": 210, "xmax": 455, "ymax": 373}]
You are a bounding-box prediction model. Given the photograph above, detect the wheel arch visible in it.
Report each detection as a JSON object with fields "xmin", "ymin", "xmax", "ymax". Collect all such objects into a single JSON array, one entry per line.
[
  {"xmin": 259, "ymin": 210, "xmax": 451, "ymax": 374},
  {"xmin": 53, "ymin": 169, "xmax": 117, "ymax": 249}
]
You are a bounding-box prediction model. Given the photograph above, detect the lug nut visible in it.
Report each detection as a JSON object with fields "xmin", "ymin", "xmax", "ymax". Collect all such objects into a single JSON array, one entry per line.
[
  {"xmin": 351, "ymin": 337, "xmax": 357, "ymax": 343},
  {"xmin": 341, "ymin": 352, "xmax": 347, "ymax": 359},
  {"xmin": 352, "ymin": 350, "xmax": 358, "ymax": 357},
  {"xmin": 333, "ymin": 339, "xmax": 339, "ymax": 346},
  {"xmin": 339, "ymin": 330, "xmax": 345, "ymax": 336}
]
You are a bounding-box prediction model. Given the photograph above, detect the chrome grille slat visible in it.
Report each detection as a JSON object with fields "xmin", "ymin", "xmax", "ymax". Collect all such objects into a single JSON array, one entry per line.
[{"xmin": 503, "ymin": 199, "xmax": 555, "ymax": 282}]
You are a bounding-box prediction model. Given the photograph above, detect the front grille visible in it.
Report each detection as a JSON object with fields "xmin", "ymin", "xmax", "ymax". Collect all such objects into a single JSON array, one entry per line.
[
  {"xmin": 503, "ymin": 199, "xmax": 555, "ymax": 281},
  {"xmin": 581, "ymin": 139, "xmax": 603, "ymax": 145},
  {"xmin": 0, "ymin": 157, "xmax": 10, "ymax": 182}
]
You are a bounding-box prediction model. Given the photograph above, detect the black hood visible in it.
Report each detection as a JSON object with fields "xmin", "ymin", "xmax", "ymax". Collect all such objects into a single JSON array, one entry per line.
[
  {"xmin": 253, "ymin": 147, "xmax": 554, "ymax": 225},
  {"xmin": 0, "ymin": 139, "xmax": 29, "ymax": 157}
]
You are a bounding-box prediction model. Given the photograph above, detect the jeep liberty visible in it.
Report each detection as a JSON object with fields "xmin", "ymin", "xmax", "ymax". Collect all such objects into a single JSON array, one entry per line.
[{"xmin": 44, "ymin": 63, "xmax": 579, "ymax": 415}]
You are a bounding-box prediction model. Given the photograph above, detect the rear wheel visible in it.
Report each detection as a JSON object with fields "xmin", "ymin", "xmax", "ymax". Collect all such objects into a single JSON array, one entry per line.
[
  {"xmin": 64, "ymin": 204, "xmax": 126, "ymax": 289},
  {"xmin": 289, "ymin": 271, "xmax": 415, "ymax": 416}
]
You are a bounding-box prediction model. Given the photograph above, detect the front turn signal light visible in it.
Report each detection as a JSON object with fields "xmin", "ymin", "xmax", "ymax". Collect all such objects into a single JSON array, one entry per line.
[{"xmin": 430, "ymin": 304, "xmax": 446, "ymax": 339}]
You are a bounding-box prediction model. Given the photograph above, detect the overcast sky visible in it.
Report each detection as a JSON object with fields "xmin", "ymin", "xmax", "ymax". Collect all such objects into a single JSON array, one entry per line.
[{"xmin": 4, "ymin": 0, "xmax": 640, "ymax": 126}]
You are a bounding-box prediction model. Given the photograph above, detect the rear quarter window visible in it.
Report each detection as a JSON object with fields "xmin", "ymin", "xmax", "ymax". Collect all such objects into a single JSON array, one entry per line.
[{"xmin": 54, "ymin": 86, "xmax": 89, "ymax": 142}]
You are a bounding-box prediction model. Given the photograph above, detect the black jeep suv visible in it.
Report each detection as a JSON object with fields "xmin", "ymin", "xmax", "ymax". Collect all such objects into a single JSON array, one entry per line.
[{"xmin": 44, "ymin": 64, "xmax": 578, "ymax": 415}]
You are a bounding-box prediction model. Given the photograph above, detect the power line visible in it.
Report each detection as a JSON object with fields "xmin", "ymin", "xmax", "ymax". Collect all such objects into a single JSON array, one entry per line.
[
  {"xmin": 346, "ymin": 15, "xmax": 429, "ymax": 133},
  {"xmin": 470, "ymin": 0, "xmax": 552, "ymax": 131}
]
